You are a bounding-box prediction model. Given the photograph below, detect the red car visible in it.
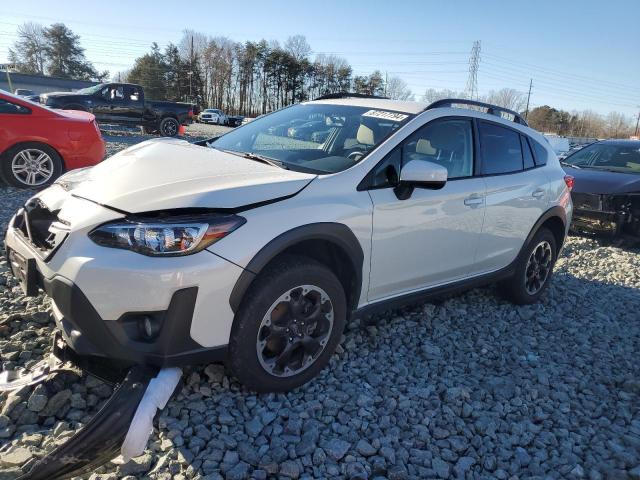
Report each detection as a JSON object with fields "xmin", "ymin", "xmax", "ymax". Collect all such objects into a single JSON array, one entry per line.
[{"xmin": 0, "ymin": 90, "xmax": 105, "ymax": 188}]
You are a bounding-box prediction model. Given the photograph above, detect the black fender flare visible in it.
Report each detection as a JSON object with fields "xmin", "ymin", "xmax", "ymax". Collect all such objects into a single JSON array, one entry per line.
[
  {"xmin": 228, "ymin": 223, "xmax": 364, "ymax": 313},
  {"xmin": 523, "ymin": 205, "xmax": 568, "ymax": 254}
]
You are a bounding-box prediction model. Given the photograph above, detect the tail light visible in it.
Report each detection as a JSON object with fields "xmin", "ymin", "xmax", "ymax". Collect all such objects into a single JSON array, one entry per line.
[
  {"xmin": 188, "ymin": 109, "xmax": 194, "ymax": 117},
  {"xmin": 564, "ymin": 175, "xmax": 575, "ymax": 191}
]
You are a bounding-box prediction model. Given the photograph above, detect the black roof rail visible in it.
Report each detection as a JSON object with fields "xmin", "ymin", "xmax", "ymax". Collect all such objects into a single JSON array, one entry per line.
[
  {"xmin": 425, "ymin": 98, "xmax": 528, "ymax": 126},
  {"xmin": 314, "ymin": 92, "xmax": 390, "ymax": 101}
]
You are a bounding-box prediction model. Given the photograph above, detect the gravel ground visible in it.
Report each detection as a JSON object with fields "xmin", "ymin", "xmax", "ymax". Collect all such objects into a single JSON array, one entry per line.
[{"xmin": 0, "ymin": 131, "xmax": 639, "ymax": 479}]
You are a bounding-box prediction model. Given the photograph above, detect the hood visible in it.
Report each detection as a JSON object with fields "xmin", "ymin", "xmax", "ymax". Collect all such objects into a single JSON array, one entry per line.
[
  {"xmin": 42, "ymin": 91, "xmax": 84, "ymax": 99},
  {"xmin": 55, "ymin": 109, "xmax": 95, "ymax": 122},
  {"xmin": 563, "ymin": 165, "xmax": 640, "ymax": 194},
  {"xmin": 61, "ymin": 139, "xmax": 316, "ymax": 212}
]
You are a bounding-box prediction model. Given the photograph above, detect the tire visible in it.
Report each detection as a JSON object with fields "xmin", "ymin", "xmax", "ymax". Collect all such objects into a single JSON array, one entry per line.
[
  {"xmin": 159, "ymin": 117, "xmax": 179, "ymax": 137},
  {"xmin": 0, "ymin": 142, "xmax": 64, "ymax": 188},
  {"xmin": 499, "ymin": 227, "xmax": 557, "ymax": 305},
  {"xmin": 228, "ymin": 254, "xmax": 347, "ymax": 392}
]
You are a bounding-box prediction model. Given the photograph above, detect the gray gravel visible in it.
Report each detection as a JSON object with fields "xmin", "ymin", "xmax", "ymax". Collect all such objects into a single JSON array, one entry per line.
[{"xmin": 0, "ymin": 130, "xmax": 639, "ymax": 479}]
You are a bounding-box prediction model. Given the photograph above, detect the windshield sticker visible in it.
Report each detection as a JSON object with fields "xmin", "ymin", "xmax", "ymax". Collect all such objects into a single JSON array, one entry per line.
[{"xmin": 362, "ymin": 110, "xmax": 409, "ymax": 122}]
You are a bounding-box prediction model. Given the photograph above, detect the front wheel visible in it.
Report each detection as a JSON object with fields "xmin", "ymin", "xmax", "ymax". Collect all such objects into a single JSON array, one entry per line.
[
  {"xmin": 0, "ymin": 143, "xmax": 64, "ymax": 188},
  {"xmin": 159, "ymin": 117, "xmax": 179, "ymax": 137},
  {"xmin": 500, "ymin": 227, "xmax": 557, "ymax": 305},
  {"xmin": 228, "ymin": 255, "xmax": 346, "ymax": 392}
]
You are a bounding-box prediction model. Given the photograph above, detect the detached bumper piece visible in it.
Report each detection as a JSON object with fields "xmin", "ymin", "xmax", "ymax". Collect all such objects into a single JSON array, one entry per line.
[
  {"xmin": 17, "ymin": 366, "xmax": 158, "ymax": 480},
  {"xmin": 0, "ymin": 335, "xmax": 184, "ymax": 480}
]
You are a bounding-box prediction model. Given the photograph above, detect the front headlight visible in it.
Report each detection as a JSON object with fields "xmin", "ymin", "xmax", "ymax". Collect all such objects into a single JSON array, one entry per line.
[{"xmin": 88, "ymin": 214, "xmax": 245, "ymax": 256}]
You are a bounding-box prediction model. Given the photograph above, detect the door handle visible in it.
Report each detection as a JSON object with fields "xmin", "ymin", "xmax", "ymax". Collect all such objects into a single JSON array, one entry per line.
[
  {"xmin": 532, "ymin": 188, "xmax": 545, "ymax": 198},
  {"xmin": 464, "ymin": 194, "xmax": 484, "ymax": 207}
]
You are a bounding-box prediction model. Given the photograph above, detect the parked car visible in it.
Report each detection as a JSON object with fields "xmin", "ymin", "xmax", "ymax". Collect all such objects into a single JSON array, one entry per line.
[
  {"xmin": 268, "ymin": 119, "xmax": 306, "ymax": 136},
  {"xmin": 287, "ymin": 119, "xmax": 327, "ymax": 141},
  {"xmin": 0, "ymin": 90, "xmax": 105, "ymax": 187},
  {"xmin": 198, "ymin": 108, "xmax": 228, "ymax": 125},
  {"xmin": 561, "ymin": 139, "xmax": 640, "ymax": 237},
  {"xmin": 3, "ymin": 96, "xmax": 571, "ymax": 395},
  {"xmin": 14, "ymin": 88, "xmax": 40, "ymax": 102},
  {"xmin": 227, "ymin": 115, "xmax": 245, "ymax": 127},
  {"xmin": 40, "ymin": 83, "xmax": 194, "ymax": 137}
]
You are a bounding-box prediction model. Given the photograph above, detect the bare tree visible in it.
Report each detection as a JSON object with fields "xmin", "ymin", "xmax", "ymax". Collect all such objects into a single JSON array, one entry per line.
[
  {"xmin": 421, "ymin": 88, "xmax": 465, "ymax": 103},
  {"xmin": 8, "ymin": 22, "xmax": 47, "ymax": 74},
  {"xmin": 483, "ymin": 88, "xmax": 526, "ymax": 111},
  {"xmin": 605, "ymin": 111, "xmax": 632, "ymax": 138},
  {"xmin": 386, "ymin": 76, "xmax": 413, "ymax": 101},
  {"xmin": 284, "ymin": 35, "xmax": 311, "ymax": 61}
]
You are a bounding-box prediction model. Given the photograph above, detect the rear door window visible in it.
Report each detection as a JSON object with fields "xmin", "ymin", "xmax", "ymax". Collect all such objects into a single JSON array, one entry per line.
[{"xmin": 479, "ymin": 122, "xmax": 523, "ymax": 175}]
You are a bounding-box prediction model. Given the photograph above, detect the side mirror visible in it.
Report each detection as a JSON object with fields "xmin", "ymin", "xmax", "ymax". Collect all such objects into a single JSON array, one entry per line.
[
  {"xmin": 394, "ymin": 160, "xmax": 447, "ymax": 200},
  {"xmin": 400, "ymin": 159, "xmax": 448, "ymax": 189}
]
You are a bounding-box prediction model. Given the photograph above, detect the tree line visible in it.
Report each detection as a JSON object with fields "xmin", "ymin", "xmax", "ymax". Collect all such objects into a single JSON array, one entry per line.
[
  {"xmin": 6, "ymin": 22, "xmax": 636, "ymax": 138},
  {"xmin": 8, "ymin": 22, "xmax": 108, "ymax": 81},
  {"xmin": 122, "ymin": 31, "xmax": 412, "ymax": 117}
]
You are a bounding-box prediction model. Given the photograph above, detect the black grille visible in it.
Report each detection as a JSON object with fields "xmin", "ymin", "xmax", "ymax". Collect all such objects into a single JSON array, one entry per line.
[{"xmin": 572, "ymin": 192, "xmax": 602, "ymax": 211}]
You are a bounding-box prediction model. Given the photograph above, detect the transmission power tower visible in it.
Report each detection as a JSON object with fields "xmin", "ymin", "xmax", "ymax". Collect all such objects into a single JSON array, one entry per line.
[{"xmin": 465, "ymin": 41, "xmax": 481, "ymax": 100}]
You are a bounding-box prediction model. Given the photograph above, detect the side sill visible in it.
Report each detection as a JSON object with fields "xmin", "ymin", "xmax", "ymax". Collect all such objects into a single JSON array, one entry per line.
[{"xmin": 354, "ymin": 264, "xmax": 516, "ymax": 319}]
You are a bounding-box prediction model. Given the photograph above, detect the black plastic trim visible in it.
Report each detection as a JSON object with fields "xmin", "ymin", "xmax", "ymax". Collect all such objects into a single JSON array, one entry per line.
[
  {"xmin": 314, "ymin": 92, "xmax": 390, "ymax": 100},
  {"xmin": 425, "ymin": 98, "xmax": 528, "ymax": 126},
  {"xmin": 43, "ymin": 278, "xmax": 227, "ymax": 367},
  {"xmin": 229, "ymin": 223, "xmax": 364, "ymax": 313}
]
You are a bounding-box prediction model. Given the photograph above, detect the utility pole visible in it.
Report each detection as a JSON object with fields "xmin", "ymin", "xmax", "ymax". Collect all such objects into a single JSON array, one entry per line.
[
  {"xmin": 465, "ymin": 41, "xmax": 481, "ymax": 100},
  {"xmin": 635, "ymin": 106, "xmax": 640, "ymax": 137},
  {"xmin": 384, "ymin": 71, "xmax": 388, "ymax": 97},
  {"xmin": 525, "ymin": 79, "xmax": 533, "ymax": 120}
]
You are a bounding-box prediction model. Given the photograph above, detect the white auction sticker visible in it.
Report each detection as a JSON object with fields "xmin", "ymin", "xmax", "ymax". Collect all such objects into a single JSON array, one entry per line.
[{"xmin": 362, "ymin": 110, "xmax": 409, "ymax": 122}]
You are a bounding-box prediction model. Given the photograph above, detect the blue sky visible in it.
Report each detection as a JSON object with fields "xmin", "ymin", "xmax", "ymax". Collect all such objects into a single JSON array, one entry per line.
[{"xmin": 1, "ymin": 0, "xmax": 639, "ymax": 117}]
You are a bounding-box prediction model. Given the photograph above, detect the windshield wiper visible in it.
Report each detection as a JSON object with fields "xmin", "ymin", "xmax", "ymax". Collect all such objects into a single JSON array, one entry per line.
[
  {"xmin": 214, "ymin": 148, "xmax": 287, "ymax": 169},
  {"xmin": 560, "ymin": 161, "xmax": 581, "ymax": 169}
]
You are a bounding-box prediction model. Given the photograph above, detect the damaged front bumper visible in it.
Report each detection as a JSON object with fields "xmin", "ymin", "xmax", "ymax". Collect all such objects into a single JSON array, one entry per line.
[
  {"xmin": 2, "ymin": 203, "xmax": 193, "ymax": 478},
  {"xmin": 570, "ymin": 192, "xmax": 640, "ymax": 237}
]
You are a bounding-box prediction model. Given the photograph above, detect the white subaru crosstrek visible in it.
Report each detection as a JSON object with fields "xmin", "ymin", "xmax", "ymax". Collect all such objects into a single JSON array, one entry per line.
[{"xmin": 4, "ymin": 96, "xmax": 573, "ymax": 392}]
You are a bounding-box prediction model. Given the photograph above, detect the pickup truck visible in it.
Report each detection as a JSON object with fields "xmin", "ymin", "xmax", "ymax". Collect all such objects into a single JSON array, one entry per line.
[{"xmin": 40, "ymin": 83, "xmax": 194, "ymax": 137}]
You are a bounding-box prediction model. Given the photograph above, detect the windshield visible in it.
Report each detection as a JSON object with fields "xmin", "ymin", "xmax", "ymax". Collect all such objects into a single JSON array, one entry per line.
[
  {"xmin": 211, "ymin": 103, "xmax": 412, "ymax": 173},
  {"xmin": 563, "ymin": 143, "xmax": 640, "ymax": 174},
  {"xmin": 76, "ymin": 84, "xmax": 106, "ymax": 95}
]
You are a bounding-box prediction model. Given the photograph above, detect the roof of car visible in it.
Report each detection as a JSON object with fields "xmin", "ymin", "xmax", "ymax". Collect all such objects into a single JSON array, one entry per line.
[
  {"xmin": 598, "ymin": 139, "xmax": 640, "ymax": 146},
  {"xmin": 309, "ymin": 97, "xmax": 428, "ymax": 114}
]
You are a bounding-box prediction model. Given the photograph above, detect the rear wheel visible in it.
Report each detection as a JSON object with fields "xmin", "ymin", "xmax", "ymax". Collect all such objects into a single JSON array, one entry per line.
[
  {"xmin": 500, "ymin": 227, "xmax": 557, "ymax": 305},
  {"xmin": 159, "ymin": 117, "xmax": 179, "ymax": 137},
  {"xmin": 228, "ymin": 255, "xmax": 346, "ymax": 392},
  {"xmin": 0, "ymin": 143, "xmax": 63, "ymax": 188}
]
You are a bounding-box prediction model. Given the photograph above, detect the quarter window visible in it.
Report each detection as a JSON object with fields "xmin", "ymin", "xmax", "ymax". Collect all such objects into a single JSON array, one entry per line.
[
  {"xmin": 402, "ymin": 119, "xmax": 474, "ymax": 179},
  {"xmin": 479, "ymin": 122, "xmax": 523, "ymax": 175},
  {"xmin": 0, "ymin": 99, "xmax": 31, "ymax": 114},
  {"xmin": 521, "ymin": 135, "xmax": 535, "ymax": 169},
  {"xmin": 531, "ymin": 139, "xmax": 549, "ymax": 166}
]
